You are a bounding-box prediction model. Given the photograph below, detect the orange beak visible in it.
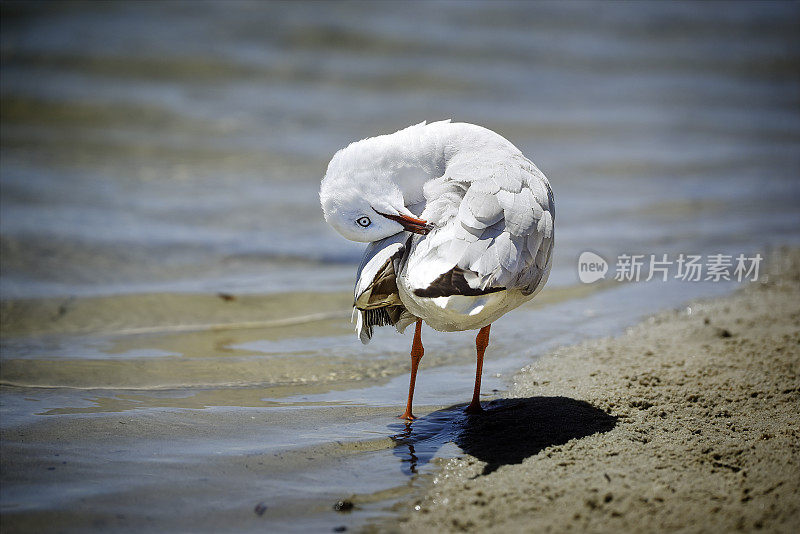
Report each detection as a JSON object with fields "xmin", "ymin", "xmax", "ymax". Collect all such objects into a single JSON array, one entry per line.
[{"xmin": 375, "ymin": 210, "xmax": 433, "ymax": 235}]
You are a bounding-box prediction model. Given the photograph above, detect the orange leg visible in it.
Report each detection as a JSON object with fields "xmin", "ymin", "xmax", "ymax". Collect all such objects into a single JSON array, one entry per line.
[
  {"xmin": 399, "ymin": 320, "xmax": 424, "ymax": 420},
  {"xmin": 466, "ymin": 324, "xmax": 491, "ymax": 414}
]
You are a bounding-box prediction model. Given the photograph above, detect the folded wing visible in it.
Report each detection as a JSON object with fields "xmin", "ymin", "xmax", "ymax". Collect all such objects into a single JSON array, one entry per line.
[
  {"xmin": 352, "ymin": 233, "xmax": 417, "ymax": 343},
  {"xmin": 413, "ymin": 151, "xmax": 555, "ymax": 296}
]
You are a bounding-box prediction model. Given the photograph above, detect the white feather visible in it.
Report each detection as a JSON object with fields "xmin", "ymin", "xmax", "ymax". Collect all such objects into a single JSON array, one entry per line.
[{"xmin": 321, "ymin": 121, "xmax": 555, "ymax": 334}]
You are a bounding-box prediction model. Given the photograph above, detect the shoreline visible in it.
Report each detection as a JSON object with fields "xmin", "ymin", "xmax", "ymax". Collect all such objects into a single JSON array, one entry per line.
[
  {"xmin": 381, "ymin": 250, "xmax": 800, "ymax": 533},
  {"xmin": 1, "ymin": 256, "xmax": 795, "ymax": 533}
]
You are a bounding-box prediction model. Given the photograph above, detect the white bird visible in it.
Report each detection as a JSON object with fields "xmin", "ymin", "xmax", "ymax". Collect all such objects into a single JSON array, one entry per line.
[{"xmin": 320, "ymin": 121, "xmax": 554, "ymax": 419}]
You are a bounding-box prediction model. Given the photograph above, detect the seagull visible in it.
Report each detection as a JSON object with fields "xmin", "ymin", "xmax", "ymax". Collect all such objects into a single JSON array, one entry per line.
[{"xmin": 320, "ymin": 121, "xmax": 554, "ymax": 420}]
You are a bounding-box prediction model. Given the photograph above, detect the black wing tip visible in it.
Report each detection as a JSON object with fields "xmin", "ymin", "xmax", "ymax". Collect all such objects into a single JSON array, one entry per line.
[
  {"xmin": 363, "ymin": 307, "xmax": 394, "ymax": 328},
  {"xmin": 413, "ymin": 266, "xmax": 505, "ymax": 298}
]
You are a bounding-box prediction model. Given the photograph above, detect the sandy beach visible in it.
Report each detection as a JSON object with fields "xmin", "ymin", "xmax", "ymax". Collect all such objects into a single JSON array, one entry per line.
[{"xmin": 385, "ymin": 250, "xmax": 800, "ymax": 533}]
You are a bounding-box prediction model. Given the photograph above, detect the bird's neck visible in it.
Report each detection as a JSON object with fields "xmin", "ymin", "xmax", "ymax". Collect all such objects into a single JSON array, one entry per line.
[
  {"xmin": 371, "ymin": 124, "xmax": 450, "ymax": 211},
  {"xmin": 354, "ymin": 122, "xmax": 506, "ymax": 214},
  {"xmin": 377, "ymin": 122, "xmax": 507, "ymax": 205}
]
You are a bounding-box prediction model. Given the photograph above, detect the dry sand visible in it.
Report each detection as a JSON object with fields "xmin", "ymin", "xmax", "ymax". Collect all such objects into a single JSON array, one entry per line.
[{"xmin": 384, "ymin": 251, "xmax": 800, "ymax": 533}]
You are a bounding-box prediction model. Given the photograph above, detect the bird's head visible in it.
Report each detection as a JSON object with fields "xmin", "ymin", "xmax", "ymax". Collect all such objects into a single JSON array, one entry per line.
[{"xmin": 320, "ymin": 148, "xmax": 432, "ymax": 243}]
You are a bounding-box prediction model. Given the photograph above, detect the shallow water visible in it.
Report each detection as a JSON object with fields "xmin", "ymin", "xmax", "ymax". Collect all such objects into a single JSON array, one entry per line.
[
  {"xmin": 1, "ymin": 279, "xmax": 738, "ymax": 533},
  {"xmin": 2, "ymin": 1, "xmax": 800, "ymax": 532}
]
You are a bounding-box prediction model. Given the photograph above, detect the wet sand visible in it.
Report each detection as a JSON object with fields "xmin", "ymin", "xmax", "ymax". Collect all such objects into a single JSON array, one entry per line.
[{"xmin": 386, "ymin": 250, "xmax": 800, "ymax": 533}]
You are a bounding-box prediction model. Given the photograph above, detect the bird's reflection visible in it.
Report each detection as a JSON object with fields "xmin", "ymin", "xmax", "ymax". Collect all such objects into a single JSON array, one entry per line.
[
  {"xmin": 389, "ymin": 408, "xmax": 462, "ymax": 476},
  {"xmin": 392, "ymin": 422, "xmax": 420, "ymax": 474}
]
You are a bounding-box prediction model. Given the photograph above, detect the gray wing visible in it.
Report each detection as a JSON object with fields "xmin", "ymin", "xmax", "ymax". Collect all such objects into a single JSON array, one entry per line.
[{"xmin": 414, "ymin": 150, "xmax": 554, "ymax": 295}]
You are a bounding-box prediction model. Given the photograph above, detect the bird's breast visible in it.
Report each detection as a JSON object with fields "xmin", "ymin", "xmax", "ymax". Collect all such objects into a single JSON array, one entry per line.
[{"xmin": 396, "ymin": 270, "xmax": 529, "ymax": 332}]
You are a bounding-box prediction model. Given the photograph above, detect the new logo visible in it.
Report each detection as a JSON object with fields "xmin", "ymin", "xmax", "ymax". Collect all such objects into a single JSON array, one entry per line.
[{"xmin": 578, "ymin": 251, "xmax": 608, "ymax": 284}]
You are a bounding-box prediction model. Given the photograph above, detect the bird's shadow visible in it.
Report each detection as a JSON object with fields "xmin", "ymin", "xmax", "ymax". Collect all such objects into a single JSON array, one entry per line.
[{"xmin": 389, "ymin": 397, "xmax": 617, "ymax": 476}]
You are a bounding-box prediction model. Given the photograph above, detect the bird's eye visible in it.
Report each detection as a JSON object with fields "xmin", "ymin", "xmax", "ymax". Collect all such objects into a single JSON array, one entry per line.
[{"xmin": 356, "ymin": 216, "xmax": 371, "ymax": 228}]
